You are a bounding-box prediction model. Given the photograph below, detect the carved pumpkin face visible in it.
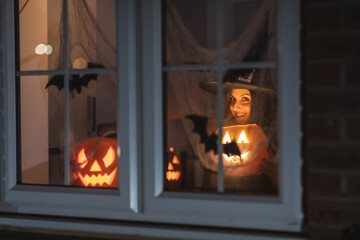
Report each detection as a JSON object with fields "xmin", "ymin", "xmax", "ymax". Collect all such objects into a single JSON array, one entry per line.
[
  {"xmin": 222, "ymin": 124, "xmax": 270, "ymax": 176},
  {"xmin": 71, "ymin": 138, "xmax": 118, "ymax": 188},
  {"xmin": 166, "ymin": 149, "xmax": 182, "ymax": 190}
]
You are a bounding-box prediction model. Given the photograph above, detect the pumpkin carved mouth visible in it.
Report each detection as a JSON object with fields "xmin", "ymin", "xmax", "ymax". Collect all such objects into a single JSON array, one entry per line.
[
  {"xmin": 71, "ymin": 138, "xmax": 118, "ymax": 188},
  {"xmin": 78, "ymin": 167, "xmax": 117, "ymax": 187},
  {"xmin": 223, "ymin": 152, "xmax": 249, "ymax": 165},
  {"xmin": 166, "ymin": 171, "xmax": 181, "ymax": 181}
]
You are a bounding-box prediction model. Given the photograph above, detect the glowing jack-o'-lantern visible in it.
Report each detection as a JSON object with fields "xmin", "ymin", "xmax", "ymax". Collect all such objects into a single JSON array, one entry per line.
[
  {"xmin": 70, "ymin": 137, "xmax": 118, "ymax": 188},
  {"xmin": 221, "ymin": 124, "xmax": 271, "ymax": 177},
  {"xmin": 166, "ymin": 147, "xmax": 182, "ymax": 190}
]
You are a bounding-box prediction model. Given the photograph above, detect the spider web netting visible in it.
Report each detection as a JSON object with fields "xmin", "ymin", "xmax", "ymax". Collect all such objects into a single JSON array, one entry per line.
[
  {"xmin": 54, "ymin": 0, "xmax": 277, "ymax": 172},
  {"xmin": 48, "ymin": 0, "xmax": 117, "ymax": 150},
  {"xmin": 58, "ymin": 0, "xmax": 116, "ymax": 69},
  {"xmin": 165, "ymin": 0, "xmax": 277, "ymax": 171}
]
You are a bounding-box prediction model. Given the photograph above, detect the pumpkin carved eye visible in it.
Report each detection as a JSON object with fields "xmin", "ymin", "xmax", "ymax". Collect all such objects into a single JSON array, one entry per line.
[
  {"xmin": 172, "ymin": 155, "xmax": 180, "ymax": 164},
  {"xmin": 103, "ymin": 147, "xmax": 115, "ymax": 168},
  {"xmin": 237, "ymin": 130, "xmax": 249, "ymax": 143},
  {"xmin": 222, "ymin": 132, "xmax": 232, "ymax": 144},
  {"xmin": 168, "ymin": 162, "xmax": 174, "ymax": 170},
  {"xmin": 77, "ymin": 148, "xmax": 88, "ymax": 168}
]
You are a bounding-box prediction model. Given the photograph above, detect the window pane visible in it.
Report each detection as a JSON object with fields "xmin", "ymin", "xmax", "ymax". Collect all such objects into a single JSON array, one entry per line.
[
  {"xmin": 165, "ymin": 71, "xmax": 218, "ymax": 193},
  {"xmin": 18, "ymin": 0, "xmax": 63, "ymax": 71},
  {"xmin": 69, "ymin": 0, "xmax": 117, "ymax": 70},
  {"xmin": 165, "ymin": 0, "xmax": 276, "ymax": 66},
  {"xmin": 20, "ymin": 75, "xmax": 63, "ymax": 185},
  {"xmin": 165, "ymin": 0, "xmax": 217, "ymax": 66},
  {"xmin": 223, "ymin": 0, "xmax": 277, "ymax": 63},
  {"xmin": 20, "ymin": 74, "xmax": 118, "ymax": 188},
  {"xmin": 220, "ymin": 68, "xmax": 278, "ymax": 195},
  {"xmin": 69, "ymin": 74, "xmax": 118, "ymax": 188},
  {"xmin": 165, "ymin": 68, "xmax": 278, "ymax": 195},
  {"xmin": 18, "ymin": 0, "xmax": 117, "ymax": 71}
]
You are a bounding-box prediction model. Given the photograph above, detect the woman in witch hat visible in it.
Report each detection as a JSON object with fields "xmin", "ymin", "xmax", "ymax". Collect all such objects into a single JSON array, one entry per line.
[
  {"xmin": 200, "ymin": 68, "xmax": 277, "ymax": 129},
  {"xmin": 198, "ymin": 68, "xmax": 278, "ymax": 192}
]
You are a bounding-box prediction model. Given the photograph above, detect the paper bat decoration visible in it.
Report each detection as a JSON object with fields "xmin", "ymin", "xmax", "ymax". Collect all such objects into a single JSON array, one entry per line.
[
  {"xmin": 186, "ymin": 115, "xmax": 217, "ymax": 154},
  {"xmin": 45, "ymin": 62, "xmax": 104, "ymax": 94},
  {"xmin": 185, "ymin": 114, "xmax": 241, "ymax": 156},
  {"xmin": 223, "ymin": 141, "xmax": 241, "ymax": 156}
]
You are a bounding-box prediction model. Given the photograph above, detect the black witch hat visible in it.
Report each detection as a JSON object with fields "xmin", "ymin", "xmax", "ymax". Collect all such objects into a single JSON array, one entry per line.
[{"xmin": 199, "ymin": 68, "xmax": 276, "ymax": 95}]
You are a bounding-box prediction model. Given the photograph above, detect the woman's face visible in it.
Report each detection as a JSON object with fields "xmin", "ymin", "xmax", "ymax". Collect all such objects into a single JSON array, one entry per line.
[{"xmin": 229, "ymin": 89, "xmax": 251, "ymax": 125}]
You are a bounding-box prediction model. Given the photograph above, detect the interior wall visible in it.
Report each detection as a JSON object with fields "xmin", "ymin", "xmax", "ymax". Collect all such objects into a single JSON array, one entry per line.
[{"xmin": 19, "ymin": 0, "xmax": 49, "ymax": 184}]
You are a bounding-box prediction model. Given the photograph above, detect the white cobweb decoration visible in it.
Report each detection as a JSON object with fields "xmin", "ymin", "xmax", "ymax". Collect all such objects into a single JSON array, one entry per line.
[{"xmin": 166, "ymin": 0, "xmax": 277, "ymax": 171}]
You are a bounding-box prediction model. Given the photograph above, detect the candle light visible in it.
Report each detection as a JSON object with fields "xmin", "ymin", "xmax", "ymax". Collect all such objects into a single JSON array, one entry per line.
[{"xmin": 221, "ymin": 124, "xmax": 268, "ymax": 168}]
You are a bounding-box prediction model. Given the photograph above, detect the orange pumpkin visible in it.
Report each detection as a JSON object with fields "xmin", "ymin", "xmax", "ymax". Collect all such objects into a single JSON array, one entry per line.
[
  {"xmin": 221, "ymin": 124, "xmax": 271, "ymax": 177},
  {"xmin": 166, "ymin": 149, "xmax": 182, "ymax": 190},
  {"xmin": 70, "ymin": 137, "xmax": 118, "ymax": 188}
]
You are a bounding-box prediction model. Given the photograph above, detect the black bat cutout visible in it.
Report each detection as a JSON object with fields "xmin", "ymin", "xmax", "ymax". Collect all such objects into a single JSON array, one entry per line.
[
  {"xmin": 223, "ymin": 141, "xmax": 241, "ymax": 156},
  {"xmin": 45, "ymin": 62, "xmax": 104, "ymax": 94},
  {"xmin": 186, "ymin": 114, "xmax": 241, "ymax": 156},
  {"xmin": 186, "ymin": 115, "xmax": 217, "ymax": 154}
]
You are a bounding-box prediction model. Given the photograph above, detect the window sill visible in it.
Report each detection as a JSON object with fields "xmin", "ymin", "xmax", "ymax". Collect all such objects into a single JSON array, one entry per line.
[{"xmin": 0, "ymin": 213, "xmax": 305, "ymax": 240}]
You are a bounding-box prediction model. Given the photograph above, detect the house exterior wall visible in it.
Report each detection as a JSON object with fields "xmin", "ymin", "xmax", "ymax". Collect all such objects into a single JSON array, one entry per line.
[
  {"xmin": 304, "ymin": 0, "xmax": 360, "ymax": 239},
  {"xmin": 0, "ymin": 0, "xmax": 359, "ymax": 239}
]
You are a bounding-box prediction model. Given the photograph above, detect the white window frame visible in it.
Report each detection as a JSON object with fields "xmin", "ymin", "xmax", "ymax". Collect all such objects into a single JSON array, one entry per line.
[
  {"xmin": 1, "ymin": 0, "xmax": 141, "ymax": 219},
  {"xmin": 141, "ymin": 0, "xmax": 303, "ymax": 232},
  {"xmin": 0, "ymin": 0, "xmax": 303, "ymax": 236}
]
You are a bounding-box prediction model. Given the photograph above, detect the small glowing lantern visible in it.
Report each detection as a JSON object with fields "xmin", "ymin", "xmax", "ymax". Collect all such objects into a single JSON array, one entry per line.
[
  {"xmin": 221, "ymin": 124, "xmax": 271, "ymax": 177},
  {"xmin": 166, "ymin": 147, "xmax": 182, "ymax": 190},
  {"xmin": 70, "ymin": 137, "xmax": 118, "ymax": 188}
]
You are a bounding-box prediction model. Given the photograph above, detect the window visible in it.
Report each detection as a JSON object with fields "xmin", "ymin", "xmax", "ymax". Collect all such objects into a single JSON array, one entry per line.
[
  {"xmin": 141, "ymin": 0, "xmax": 302, "ymax": 231},
  {"xmin": 2, "ymin": 0, "xmax": 138, "ymax": 217},
  {"xmin": 17, "ymin": 0, "xmax": 118, "ymax": 188},
  {"xmin": 1, "ymin": 0, "xmax": 303, "ymax": 236},
  {"xmin": 163, "ymin": 0, "xmax": 279, "ymax": 195}
]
